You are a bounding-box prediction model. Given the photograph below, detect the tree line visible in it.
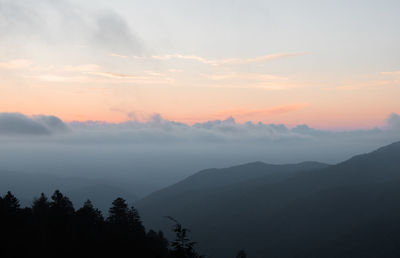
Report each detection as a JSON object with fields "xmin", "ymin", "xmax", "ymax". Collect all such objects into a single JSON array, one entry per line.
[{"xmin": 0, "ymin": 190, "xmax": 206, "ymax": 258}]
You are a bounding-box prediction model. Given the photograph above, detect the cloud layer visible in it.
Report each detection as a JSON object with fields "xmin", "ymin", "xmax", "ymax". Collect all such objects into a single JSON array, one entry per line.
[
  {"xmin": 0, "ymin": 113, "xmax": 69, "ymax": 135},
  {"xmin": 0, "ymin": 112, "xmax": 399, "ymax": 197},
  {"xmin": 1, "ymin": 112, "xmax": 399, "ymax": 143}
]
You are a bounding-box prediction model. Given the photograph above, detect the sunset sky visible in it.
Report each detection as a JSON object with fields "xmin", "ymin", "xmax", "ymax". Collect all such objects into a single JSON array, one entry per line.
[{"xmin": 1, "ymin": 0, "xmax": 399, "ymax": 129}]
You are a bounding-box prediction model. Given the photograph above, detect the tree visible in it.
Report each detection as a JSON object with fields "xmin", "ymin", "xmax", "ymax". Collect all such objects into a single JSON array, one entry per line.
[
  {"xmin": 146, "ymin": 230, "xmax": 170, "ymax": 257},
  {"xmin": 2, "ymin": 191, "xmax": 20, "ymax": 212},
  {"xmin": 128, "ymin": 206, "xmax": 145, "ymax": 234},
  {"xmin": 76, "ymin": 199, "xmax": 104, "ymax": 226},
  {"xmin": 167, "ymin": 216, "xmax": 203, "ymax": 258},
  {"xmin": 236, "ymin": 249, "xmax": 247, "ymax": 258},
  {"xmin": 50, "ymin": 190, "xmax": 74, "ymax": 217},
  {"xmin": 32, "ymin": 193, "xmax": 50, "ymax": 216},
  {"xmin": 107, "ymin": 197, "xmax": 129, "ymax": 225},
  {"xmin": 0, "ymin": 190, "xmax": 180, "ymax": 258}
]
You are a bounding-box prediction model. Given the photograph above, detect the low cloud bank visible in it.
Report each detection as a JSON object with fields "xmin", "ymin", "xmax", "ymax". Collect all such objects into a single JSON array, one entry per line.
[
  {"xmin": 0, "ymin": 112, "xmax": 399, "ymax": 197},
  {"xmin": 0, "ymin": 112, "xmax": 399, "ymax": 143},
  {"xmin": 0, "ymin": 113, "xmax": 69, "ymax": 135}
]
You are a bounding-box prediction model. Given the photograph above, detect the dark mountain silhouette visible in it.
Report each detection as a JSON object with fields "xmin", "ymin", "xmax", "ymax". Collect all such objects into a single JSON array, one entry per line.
[
  {"xmin": 136, "ymin": 141, "xmax": 400, "ymax": 258},
  {"xmin": 141, "ymin": 161, "xmax": 329, "ymax": 203}
]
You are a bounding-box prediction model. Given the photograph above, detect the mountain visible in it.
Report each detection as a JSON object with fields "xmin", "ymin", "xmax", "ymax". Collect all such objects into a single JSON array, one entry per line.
[
  {"xmin": 0, "ymin": 170, "xmax": 136, "ymax": 213},
  {"xmin": 136, "ymin": 141, "xmax": 400, "ymax": 258},
  {"xmin": 142, "ymin": 161, "xmax": 329, "ymax": 204}
]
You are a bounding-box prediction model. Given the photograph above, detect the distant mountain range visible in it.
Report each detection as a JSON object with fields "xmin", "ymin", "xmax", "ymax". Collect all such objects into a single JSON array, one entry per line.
[{"xmin": 136, "ymin": 141, "xmax": 400, "ymax": 258}]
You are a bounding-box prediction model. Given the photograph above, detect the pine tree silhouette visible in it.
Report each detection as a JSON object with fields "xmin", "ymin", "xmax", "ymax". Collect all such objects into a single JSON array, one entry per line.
[
  {"xmin": 0, "ymin": 191, "xmax": 207, "ymax": 258},
  {"xmin": 166, "ymin": 216, "xmax": 203, "ymax": 258}
]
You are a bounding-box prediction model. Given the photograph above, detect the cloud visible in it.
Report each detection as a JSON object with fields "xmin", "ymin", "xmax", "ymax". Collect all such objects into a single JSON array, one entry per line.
[
  {"xmin": 63, "ymin": 64, "xmax": 101, "ymax": 73},
  {"xmin": 20, "ymin": 63, "xmax": 174, "ymax": 84},
  {"xmin": 171, "ymin": 104, "xmax": 307, "ymax": 123},
  {"xmin": 205, "ymin": 73, "xmax": 287, "ymax": 81},
  {"xmin": 2, "ymin": 112, "xmax": 397, "ymax": 142},
  {"xmin": 29, "ymin": 74, "xmax": 81, "ymax": 82},
  {"xmin": 110, "ymin": 53, "xmax": 129, "ymax": 59},
  {"xmin": 385, "ymin": 113, "xmax": 400, "ymax": 130},
  {"xmin": 0, "ymin": 113, "xmax": 69, "ymax": 135},
  {"xmin": 1, "ymin": 112, "xmax": 400, "ymax": 197},
  {"xmin": 86, "ymin": 71, "xmax": 143, "ymax": 79},
  {"xmin": 336, "ymin": 80, "xmax": 394, "ymax": 90},
  {"xmin": 381, "ymin": 71, "xmax": 400, "ymax": 75},
  {"xmin": 0, "ymin": 59, "xmax": 32, "ymax": 69},
  {"xmin": 201, "ymin": 72, "xmax": 304, "ymax": 91},
  {"xmin": 214, "ymin": 104, "xmax": 308, "ymax": 119},
  {"xmin": 150, "ymin": 52, "xmax": 307, "ymax": 66},
  {"xmin": 336, "ymin": 71, "xmax": 400, "ymax": 90},
  {"xmin": 33, "ymin": 112, "xmax": 396, "ymax": 145},
  {"xmin": 85, "ymin": 71, "xmax": 175, "ymax": 84},
  {"xmin": 0, "ymin": 0, "xmax": 143, "ymax": 55},
  {"xmin": 212, "ymin": 52, "xmax": 308, "ymax": 66},
  {"xmin": 92, "ymin": 10, "xmax": 143, "ymax": 54}
]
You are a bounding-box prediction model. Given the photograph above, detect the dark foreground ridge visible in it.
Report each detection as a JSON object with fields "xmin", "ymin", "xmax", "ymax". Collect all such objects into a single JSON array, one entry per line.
[{"xmin": 0, "ymin": 190, "xmax": 205, "ymax": 258}]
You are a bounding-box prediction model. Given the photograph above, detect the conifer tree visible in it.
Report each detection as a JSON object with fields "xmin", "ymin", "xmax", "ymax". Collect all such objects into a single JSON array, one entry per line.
[{"xmin": 167, "ymin": 216, "xmax": 203, "ymax": 258}]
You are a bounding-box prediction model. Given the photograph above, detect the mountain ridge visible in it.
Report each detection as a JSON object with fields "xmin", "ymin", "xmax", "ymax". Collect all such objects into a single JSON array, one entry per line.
[{"xmin": 136, "ymin": 140, "xmax": 400, "ymax": 258}]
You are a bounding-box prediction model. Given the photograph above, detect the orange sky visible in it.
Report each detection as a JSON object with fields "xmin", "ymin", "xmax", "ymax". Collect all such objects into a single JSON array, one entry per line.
[{"xmin": 1, "ymin": 0, "xmax": 400, "ymax": 129}]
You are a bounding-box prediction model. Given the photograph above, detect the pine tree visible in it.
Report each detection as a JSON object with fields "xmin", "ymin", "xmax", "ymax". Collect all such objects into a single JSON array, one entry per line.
[
  {"xmin": 76, "ymin": 199, "xmax": 104, "ymax": 226},
  {"xmin": 107, "ymin": 197, "xmax": 129, "ymax": 225},
  {"xmin": 128, "ymin": 206, "xmax": 145, "ymax": 234},
  {"xmin": 167, "ymin": 216, "xmax": 203, "ymax": 258},
  {"xmin": 50, "ymin": 190, "xmax": 74, "ymax": 216},
  {"xmin": 32, "ymin": 193, "xmax": 50, "ymax": 216},
  {"xmin": 2, "ymin": 191, "xmax": 20, "ymax": 211}
]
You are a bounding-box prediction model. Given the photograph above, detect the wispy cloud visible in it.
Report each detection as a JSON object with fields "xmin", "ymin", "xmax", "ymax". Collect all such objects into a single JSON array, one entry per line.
[
  {"xmin": 336, "ymin": 80, "xmax": 393, "ymax": 90},
  {"xmin": 202, "ymin": 72, "xmax": 306, "ymax": 91},
  {"xmin": 86, "ymin": 71, "xmax": 143, "ymax": 79},
  {"xmin": 84, "ymin": 71, "xmax": 175, "ymax": 84},
  {"xmin": 109, "ymin": 53, "xmax": 129, "ymax": 59},
  {"xmin": 204, "ymin": 72, "xmax": 288, "ymax": 81},
  {"xmin": 167, "ymin": 103, "xmax": 307, "ymax": 123},
  {"xmin": 211, "ymin": 103, "xmax": 308, "ymax": 120},
  {"xmin": 13, "ymin": 62, "xmax": 174, "ymax": 85},
  {"xmin": 335, "ymin": 70, "xmax": 400, "ymax": 90},
  {"xmin": 150, "ymin": 52, "xmax": 307, "ymax": 66},
  {"xmin": 380, "ymin": 71, "xmax": 400, "ymax": 75},
  {"xmin": 0, "ymin": 0, "xmax": 144, "ymax": 55},
  {"xmin": 0, "ymin": 59, "xmax": 32, "ymax": 69},
  {"xmin": 62, "ymin": 64, "xmax": 101, "ymax": 72}
]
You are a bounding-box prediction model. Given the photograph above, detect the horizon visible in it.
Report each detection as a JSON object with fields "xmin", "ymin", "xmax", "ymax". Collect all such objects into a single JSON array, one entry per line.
[{"xmin": 1, "ymin": 111, "xmax": 400, "ymax": 131}]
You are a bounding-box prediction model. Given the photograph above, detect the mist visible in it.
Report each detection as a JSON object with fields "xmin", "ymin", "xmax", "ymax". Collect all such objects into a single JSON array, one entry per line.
[{"xmin": 0, "ymin": 112, "xmax": 399, "ymax": 197}]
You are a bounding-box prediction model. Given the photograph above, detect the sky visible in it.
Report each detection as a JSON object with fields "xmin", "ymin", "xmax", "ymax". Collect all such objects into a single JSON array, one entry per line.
[
  {"xmin": 1, "ymin": 0, "xmax": 399, "ymax": 129},
  {"xmin": 1, "ymin": 0, "xmax": 400, "ymax": 196}
]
